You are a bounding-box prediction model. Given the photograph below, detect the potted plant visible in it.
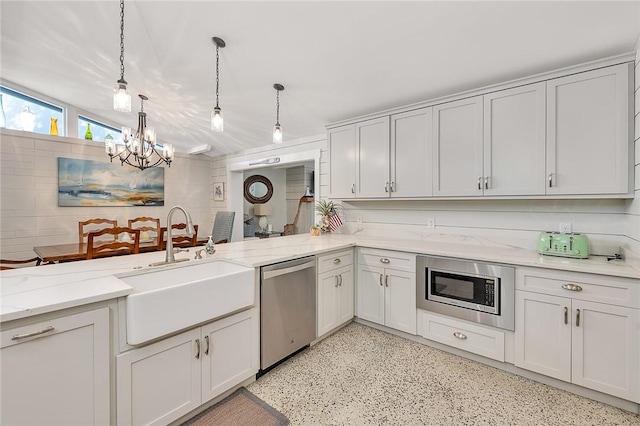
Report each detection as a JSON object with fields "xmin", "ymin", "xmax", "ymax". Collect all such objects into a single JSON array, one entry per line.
[{"xmin": 315, "ymin": 199, "xmax": 338, "ymax": 233}]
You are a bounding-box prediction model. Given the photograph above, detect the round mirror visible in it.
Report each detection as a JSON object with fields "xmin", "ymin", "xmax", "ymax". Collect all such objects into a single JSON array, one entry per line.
[{"xmin": 243, "ymin": 175, "xmax": 273, "ymax": 204}]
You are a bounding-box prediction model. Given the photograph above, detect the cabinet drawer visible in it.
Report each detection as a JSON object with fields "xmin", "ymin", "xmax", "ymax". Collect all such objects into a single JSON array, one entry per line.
[
  {"xmin": 419, "ymin": 311, "xmax": 505, "ymax": 362},
  {"xmin": 358, "ymin": 248, "xmax": 415, "ymax": 272},
  {"xmin": 517, "ymin": 267, "xmax": 640, "ymax": 309},
  {"xmin": 317, "ymin": 249, "xmax": 353, "ymax": 274}
]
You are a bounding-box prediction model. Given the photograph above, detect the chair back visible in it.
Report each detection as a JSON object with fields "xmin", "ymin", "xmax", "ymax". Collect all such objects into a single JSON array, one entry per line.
[
  {"xmin": 211, "ymin": 211, "xmax": 235, "ymax": 244},
  {"xmin": 128, "ymin": 217, "xmax": 161, "ymax": 248},
  {"xmin": 86, "ymin": 227, "xmax": 140, "ymax": 260},
  {"xmin": 1, "ymin": 257, "xmax": 41, "ymax": 270},
  {"xmin": 160, "ymin": 224, "xmax": 199, "ymax": 250},
  {"xmin": 79, "ymin": 218, "xmax": 118, "ymax": 244}
]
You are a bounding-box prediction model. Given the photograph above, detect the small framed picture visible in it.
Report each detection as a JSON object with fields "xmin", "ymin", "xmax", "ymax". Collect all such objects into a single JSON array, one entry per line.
[{"xmin": 213, "ymin": 182, "xmax": 224, "ymax": 201}]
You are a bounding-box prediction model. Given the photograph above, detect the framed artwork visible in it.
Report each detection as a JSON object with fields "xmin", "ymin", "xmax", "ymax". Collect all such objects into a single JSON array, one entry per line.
[
  {"xmin": 58, "ymin": 157, "xmax": 164, "ymax": 207},
  {"xmin": 213, "ymin": 182, "xmax": 224, "ymax": 201}
]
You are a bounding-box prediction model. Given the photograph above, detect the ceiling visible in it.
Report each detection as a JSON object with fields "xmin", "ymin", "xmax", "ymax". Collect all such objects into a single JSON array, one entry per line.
[{"xmin": 1, "ymin": 1, "xmax": 638, "ymax": 157}]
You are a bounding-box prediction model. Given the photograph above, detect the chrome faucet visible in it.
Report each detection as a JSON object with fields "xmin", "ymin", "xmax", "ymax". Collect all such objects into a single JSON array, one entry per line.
[{"xmin": 150, "ymin": 205, "xmax": 195, "ymax": 267}]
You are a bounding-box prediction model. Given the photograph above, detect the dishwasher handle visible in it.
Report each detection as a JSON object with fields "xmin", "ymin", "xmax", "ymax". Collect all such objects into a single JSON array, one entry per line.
[{"xmin": 262, "ymin": 259, "xmax": 316, "ymax": 280}]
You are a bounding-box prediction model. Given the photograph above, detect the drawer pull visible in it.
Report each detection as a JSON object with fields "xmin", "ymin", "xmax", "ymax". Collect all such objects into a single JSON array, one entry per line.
[
  {"xmin": 11, "ymin": 326, "xmax": 55, "ymax": 340},
  {"xmin": 453, "ymin": 332, "xmax": 467, "ymax": 340},
  {"xmin": 338, "ymin": 274, "xmax": 343, "ymax": 286},
  {"xmin": 335, "ymin": 275, "xmax": 340, "ymax": 287},
  {"xmin": 385, "ymin": 275, "xmax": 389, "ymax": 287},
  {"xmin": 562, "ymin": 284, "xmax": 583, "ymax": 292},
  {"xmin": 576, "ymin": 309, "xmax": 580, "ymax": 327},
  {"xmin": 564, "ymin": 307, "xmax": 568, "ymax": 325},
  {"xmin": 379, "ymin": 258, "xmax": 390, "ymax": 264},
  {"xmin": 195, "ymin": 339, "xmax": 201, "ymax": 359},
  {"xmin": 204, "ymin": 335, "xmax": 210, "ymax": 356},
  {"xmin": 379, "ymin": 274, "xmax": 383, "ymax": 286},
  {"xmin": 333, "ymin": 258, "xmax": 341, "ymax": 264}
]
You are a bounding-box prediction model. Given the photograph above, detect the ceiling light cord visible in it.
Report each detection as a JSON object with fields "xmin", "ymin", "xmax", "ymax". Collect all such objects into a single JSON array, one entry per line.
[
  {"xmin": 113, "ymin": 0, "xmax": 131, "ymax": 112},
  {"xmin": 275, "ymin": 89, "xmax": 280, "ymax": 126},
  {"xmin": 215, "ymin": 43, "xmax": 220, "ymax": 108},
  {"xmin": 118, "ymin": 0, "xmax": 126, "ymax": 84},
  {"xmin": 211, "ymin": 37, "xmax": 225, "ymax": 132},
  {"xmin": 273, "ymin": 83, "xmax": 284, "ymax": 144}
]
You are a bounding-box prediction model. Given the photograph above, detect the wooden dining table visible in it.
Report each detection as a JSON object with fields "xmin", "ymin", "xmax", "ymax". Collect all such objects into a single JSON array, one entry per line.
[{"xmin": 34, "ymin": 237, "xmax": 208, "ymax": 264}]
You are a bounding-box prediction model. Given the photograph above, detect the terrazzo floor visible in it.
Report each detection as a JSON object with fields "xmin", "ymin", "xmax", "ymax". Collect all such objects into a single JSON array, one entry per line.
[{"xmin": 247, "ymin": 322, "xmax": 640, "ymax": 426}]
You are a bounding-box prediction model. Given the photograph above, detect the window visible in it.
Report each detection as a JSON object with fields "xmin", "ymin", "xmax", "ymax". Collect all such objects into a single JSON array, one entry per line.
[
  {"xmin": 78, "ymin": 116, "xmax": 121, "ymax": 142},
  {"xmin": 0, "ymin": 86, "xmax": 64, "ymax": 136}
]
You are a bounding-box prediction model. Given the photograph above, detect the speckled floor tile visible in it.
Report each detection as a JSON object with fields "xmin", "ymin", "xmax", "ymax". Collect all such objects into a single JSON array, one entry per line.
[{"xmin": 247, "ymin": 322, "xmax": 640, "ymax": 426}]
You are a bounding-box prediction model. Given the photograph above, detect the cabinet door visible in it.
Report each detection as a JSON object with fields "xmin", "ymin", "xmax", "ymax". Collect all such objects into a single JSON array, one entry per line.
[
  {"xmin": 356, "ymin": 264, "xmax": 385, "ymax": 325},
  {"xmin": 202, "ymin": 309, "xmax": 259, "ymax": 402},
  {"xmin": 328, "ymin": 124, "xmax": 356, "ymax": 198},
  {"xmin": 571, "ymin": 300, "xmax": 640, "ymax": 401},
  {"xmin": 337, "ymin": 266, "xmax": 355, "ymax": 326},
  {"xmin": 483, "ymin": 83, "xmax": 546, "ymax": 196},
  {"xmin": 317, "ymin": 270, "xmax": 340, "ymax": 337},
  {"xmin": 514, "ymin": 291, "xmax": 572, "ymax": 382},
  {"xmin": 384, "ymin": 269, "xmax": 417, "ymax": 334},
  {"xmin": 1, "ymin": 309, "xmax": 110, "ymax": 426},
  {"xmin": 356, "ymin": 117, "xmax": 390, "ymax": 198},
  {"xmin": 433, "ymin": 96, "xmax": 484, "ymax": 196},
  {"xmin": 390, "ymin": 108, "xmax": 433, "ymax": 197},
  {"xmin": 546, "ymin": 63, "xmax": 631, "ymax": 195},
  {"xmin": 117, "ymin": 328, "xmax": 201, "ymax": 426}
]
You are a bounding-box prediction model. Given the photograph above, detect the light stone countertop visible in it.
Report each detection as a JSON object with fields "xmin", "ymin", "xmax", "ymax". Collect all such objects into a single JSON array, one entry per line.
[{"xmin": 2, "ymin": 233, "xmax": 639, "ymax": 324}]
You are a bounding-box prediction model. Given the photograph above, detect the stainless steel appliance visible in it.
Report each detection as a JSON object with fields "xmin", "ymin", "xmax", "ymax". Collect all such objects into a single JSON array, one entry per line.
[
  {"xmin": 416, "ymin": 256, "xmax": 515, "ymax": 330},
  {"xmin": 260, "ymin": 256, "xmax": 316, "ymax": 371}
]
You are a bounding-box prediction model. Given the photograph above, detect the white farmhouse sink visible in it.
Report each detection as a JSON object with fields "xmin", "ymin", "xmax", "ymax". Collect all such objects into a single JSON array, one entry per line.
[{"xmin": 119, "ymin": 260, "xmax": 255, "ymax": 345}]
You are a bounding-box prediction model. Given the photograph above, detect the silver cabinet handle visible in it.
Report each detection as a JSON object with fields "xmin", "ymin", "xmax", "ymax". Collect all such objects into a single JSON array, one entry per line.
[
  {"xmin": 351, "ymin": 184, "xmax": 355, "ymax": 194},
  {"xmin": 379, "ymin": 273, "xmax": 383, "ymax": 286},
  {"xmin": 562, "ymin": 284, "xmax": 583, "ymax": 292},
  {"xmin": 195, "ymin": 338, "xmax": 201, "ymax": 359},
  {"xmin": 477, "ymin": 176, "xmax": 482, "ymax": 190},
  {"xmin": 549, "ymin": 173, "xmax": 553, "ymax": 188},
  {"xmin": 339, "ymin": 274, "xmax": 343, "ymax": 286},
  {"xmin": 453, "ymin": 332, "xmax": 467, "ymax": 340},
  {"xmin": 333, "ymin": 258, "xmax": 341, "ymax": 264},
  {"xmin": 564, "ymin": 307, "xmax": 568, "ymax": 325},
  {"xmin": 204, "ymin": 335, "xmax": 210, "ymax": 356},
  {"xmin": 390, "ymin": 181, "xmax": 395, "ymax": 192},
  {"xmin": 379, "ymin": 258, "xmax": 390, "ymax": 264},
  {"xmin": 335, "ymin": 275, "xmax": 340, "ymax": 287},
  {"xmin": 385, "ymin": 182, "xmax": 389, "ymax": 192},
  {"xmin": 385, "ymin": 275, "xmax": 389, "ymax": 287},
  {"xmin": 484, "ymin": 177, "xmax": 489, "ymax": 190},
  {"xmin": 576, "ymin": 309, "xmax": 580, "ymax": 327},
  {"xmin": 11, "ymin": 326, "xmax": 55, "ymax": 341}
]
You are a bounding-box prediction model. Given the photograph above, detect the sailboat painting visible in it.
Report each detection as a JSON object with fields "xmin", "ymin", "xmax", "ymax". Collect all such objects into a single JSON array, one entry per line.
[{"xmin": 58, "ymin": 157, "xmax": 164, "ymax": 207}]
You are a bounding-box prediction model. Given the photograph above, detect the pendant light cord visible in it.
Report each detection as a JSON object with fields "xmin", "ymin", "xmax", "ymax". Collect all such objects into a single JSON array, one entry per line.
[
  {"xmin": 215, "ymin": 44, "xmax": 220, "ymax": 108},
  {"xmin": 275, "ymin": 89, "xmax": 280, "ymax": 126},
  {"xmin": 119, "ymin": 0, "xmax": 126, "ymax": 83}
]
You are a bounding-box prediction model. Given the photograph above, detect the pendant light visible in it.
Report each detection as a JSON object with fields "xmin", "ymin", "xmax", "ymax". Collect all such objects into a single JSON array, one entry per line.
[
  {"xmin": 272, "ymin": 83, "xmax": 284, "ymax": 144},
  {"xmin": 211, "ymin": 37, "xmax": 226, "ymax": 132},
  {"xmin": 113, "ymin": 0, "xmax": 131, "ymax": 112}
]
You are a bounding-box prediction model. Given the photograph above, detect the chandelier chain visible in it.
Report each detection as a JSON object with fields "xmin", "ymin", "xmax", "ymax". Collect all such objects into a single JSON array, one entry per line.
[
  {"xmin": 119, "ymin": 0, "xmax": 125, "ymax": 81},
  {"xmin": 276, "ymin": 89, "xmax": 280, "ymax": 125},
  {"xmin": 215, "ymin": 44, "xmax": 220, "ymax": 108}
]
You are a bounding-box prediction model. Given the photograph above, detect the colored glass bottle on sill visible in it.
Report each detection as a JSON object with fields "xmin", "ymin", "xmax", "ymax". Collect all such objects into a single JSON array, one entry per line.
[
  {"xmin": 84, "ymin": 123, "xmax": 93, "ymax": 140},
  {"xmin": 49, "ymin": 117, "xmax": 58, "ymax": 136}
]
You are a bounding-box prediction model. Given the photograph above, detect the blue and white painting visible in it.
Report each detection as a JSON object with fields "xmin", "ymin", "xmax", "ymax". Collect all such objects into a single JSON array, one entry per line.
[{"xmin": 58, "ymin": 157, "xmax": 164, "ymax": 207}]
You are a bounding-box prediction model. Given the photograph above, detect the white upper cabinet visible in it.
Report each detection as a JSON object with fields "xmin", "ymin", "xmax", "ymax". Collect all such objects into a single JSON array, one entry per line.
[
  {"xmin": 356, "ymin": 117, "xmax": 390, "ymax": 198},
  {"xmin": 546, "ymin": 63, "xmax": 632, "ymax": 195},
  {"xmin": 483, "ymin": 83, "xmax": 546, "ymax": 196},
  {"xmin": 328, "ymin": 124, "xmax": 356, "ymax": 198},
  {"xmin": 390, "ymin": 108, "xmax": 433, "ymax": 197},
  {"xmin": 433, "ymin": 96, "xmax": 484, "ymax": 197}
]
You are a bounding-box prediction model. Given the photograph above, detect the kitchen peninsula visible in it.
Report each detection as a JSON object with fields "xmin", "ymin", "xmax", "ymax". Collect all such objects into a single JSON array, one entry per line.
[{"xmin": 2, "ymin": 233, "xmax": 640, "ymax": 425}]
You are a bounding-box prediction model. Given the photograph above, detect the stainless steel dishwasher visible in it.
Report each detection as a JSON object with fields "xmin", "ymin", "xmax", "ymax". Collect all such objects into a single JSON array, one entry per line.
[{"xmin": 260, "ymin": 256, "xmax": 316, "ymax": 372}]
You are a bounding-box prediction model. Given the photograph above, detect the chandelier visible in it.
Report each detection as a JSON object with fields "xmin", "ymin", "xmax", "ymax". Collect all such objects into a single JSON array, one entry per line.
[
  {"xmin": 113, "ymin": 0, "xmax": 131, "ymax": 112},
  {"xmin": 105, "ymin": 94, "xmax": 174, "ymax": 170}
]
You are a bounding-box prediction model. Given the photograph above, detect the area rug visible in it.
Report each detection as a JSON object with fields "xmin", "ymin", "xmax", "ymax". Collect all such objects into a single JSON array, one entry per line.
[{"xmin": 180, "ymin": 387, "xmax": 289, "ymax": 426}]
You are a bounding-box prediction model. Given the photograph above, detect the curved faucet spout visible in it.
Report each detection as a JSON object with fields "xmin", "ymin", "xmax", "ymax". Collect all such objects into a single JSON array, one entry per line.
[{"xmin": 165, "ymin": 205, "xmax": 195, "ymax": 264}]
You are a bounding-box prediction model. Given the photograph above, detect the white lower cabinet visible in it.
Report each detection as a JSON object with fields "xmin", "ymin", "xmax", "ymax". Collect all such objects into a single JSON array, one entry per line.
[
  {"xmin": 0, "ymin": 308, "xmax": 110, "ymax": 426},
  {"xmin": 356, "ymin": 249, "xmax": 416, "ymax": 335},
  {"xmin": 515, "ymin": 268, "xmax": 640, "ymax": 402},
  {"xmin": 317, "ymin": 249, "xmax": 354, "ymax": 337},
  {"xmin": 117, "ymin": 309, "xmax": 259, "ymax": 426}
]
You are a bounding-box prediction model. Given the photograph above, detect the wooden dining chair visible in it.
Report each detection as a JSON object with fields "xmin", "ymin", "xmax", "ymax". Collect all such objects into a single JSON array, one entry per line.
[
  {"xmin": 128, "ymin": 217, "xmax": 161, "ymax": 249},
  {"xmin": 1, "ymin": 257, "xmax": 42, "ymax": 270},
  {"xmin": 79, "ymin": 218, "xmax": 118, "ymax": 244},
  {"xmin": 160, "ymin": 224, "xmax": 199, "ymax": 250},
  {"xmin": 86, "ymin": 227, "xmax": 140, "ymax": 260}
]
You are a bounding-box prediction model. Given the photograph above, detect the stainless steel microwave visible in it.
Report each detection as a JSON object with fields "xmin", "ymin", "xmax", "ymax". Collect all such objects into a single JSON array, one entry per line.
[{"xmin": 416, "ymin": 256, "xmax": 515, "ymax": 331}]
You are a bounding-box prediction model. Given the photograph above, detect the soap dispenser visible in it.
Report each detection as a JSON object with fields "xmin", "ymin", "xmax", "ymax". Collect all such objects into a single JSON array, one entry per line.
[{"xmin": 205, "ymin": 236, "xmax": 215, "ymax": 255}]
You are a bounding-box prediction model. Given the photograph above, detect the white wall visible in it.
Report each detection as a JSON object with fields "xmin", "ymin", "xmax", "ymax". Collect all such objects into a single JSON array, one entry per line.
[{"xmin": 0, "ymin": 130, "xmax": 213, "ymax": 259}]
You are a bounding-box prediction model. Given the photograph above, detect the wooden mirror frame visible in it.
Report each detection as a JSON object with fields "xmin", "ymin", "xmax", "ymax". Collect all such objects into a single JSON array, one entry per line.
[{"xmin": 243, "ymin": 175, "xmax": 274, "ymax": 204}]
